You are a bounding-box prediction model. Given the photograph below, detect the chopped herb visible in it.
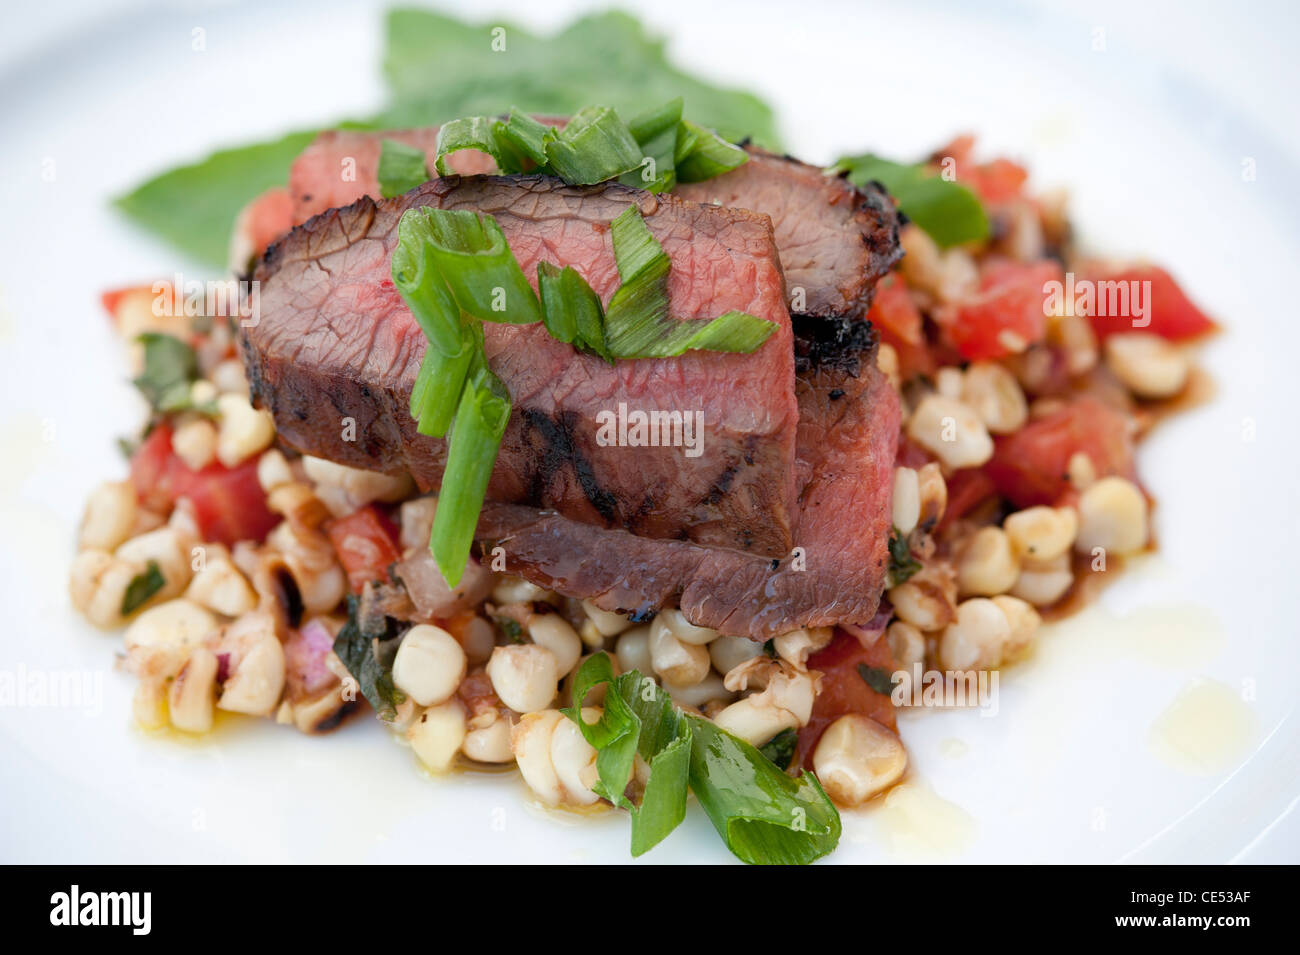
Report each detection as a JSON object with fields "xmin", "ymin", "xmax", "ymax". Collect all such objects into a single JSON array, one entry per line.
[
  {"xmin": 377, "ymin": 138, "xmax": 432, "ymax": 197},
  {"xmin": 113, "ymin": 10, "xmax": 779, "ymax": 267},
  {"xmin": 493, "ymin": 616, "xmax": 524, "ymax": 643},
  {"xmin": 120, "ymin": 561, "xmax": 165, "ymax": 615},
  {"xmin": 131, "ymin": 333, "xmax": 199, "ymax": 413},
  {"xmin": 886, "ymin": 527, "xmax": 922, "ymax": 587},
  {"xmin": 331, "ymin": 595, "xmax": 406, "ymax": 721},
  {"xmin": 564, "ymin": 653, "xmax": 841, "ymax": 864},
  {"xmin": 759, "ymin": 728, "xmax": 798, "ymax": 770},
  {"xmin": 831, "ymin": 153, "xmax": 990, "ymax": 248},
  {"xmin": 857, "ymin": 663, "xmax": 897, "ymax": 696}
]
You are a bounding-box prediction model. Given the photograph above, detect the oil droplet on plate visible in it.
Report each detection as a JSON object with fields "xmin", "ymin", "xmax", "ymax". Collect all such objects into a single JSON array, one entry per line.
[
  {"xmin": 1148, "ymin": 678, "xmax": 1256, "ymax": 775},
  {"xmin": 875, "ymin": 781, "xmax": 975, "ymax": 859},
  {"xmin": 939, "ymin": 737, "xmax": 969, "ymax": 759}
]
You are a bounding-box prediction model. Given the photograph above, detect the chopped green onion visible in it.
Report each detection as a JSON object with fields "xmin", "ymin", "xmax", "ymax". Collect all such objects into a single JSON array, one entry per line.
[
  {"xmin": 417, "ymin": 209, "xmax": 543, "ymax": 325},
  {"xmin": 543, "ymin": 105, "xmax": 644, "ymax": 185},
  {"xmin": 429, "ymin": 362, "xmax": 511, "ymax": 586},
  {"xmin": 621, "ymin": 97, "xmax": 684, "ymax": 193},
  {"xmin": 493, "ymin": 109, "xmax": 555, "ymax": 169},
  {"xmin": 686, "ymin": 713, "xmax": 841, "ymax": 865},
  {"xmin": 564, "ymin": 652, "xmax": 841, "ymax": 864},
  {"xmin": 831, "ymin": 153, "xmax": 989, "ymax": 248},
  {"xmin": 392, "ymin": 213, "xmax": 464, "ymax": 354},
  {"xmin": 537, "ymin": 262, "xmax": 611, "ymax": 362},
  {"xmin": 603, "ymin": 206, "xmax": 777, "ymax": 358},
  {"xmin": 377, "ymin": 139, "xmax": 431, "ymax": 197},
  {"xmin": 411, "ymin": 325, "xmax": 479, "ymax": 438},
  {"xmin": 433, "ymin": 116, "xmax": 501, "ymax": 177},
  {"xmin": 674, "ymin": 119, "xmax": 748, "ymax": 182}
]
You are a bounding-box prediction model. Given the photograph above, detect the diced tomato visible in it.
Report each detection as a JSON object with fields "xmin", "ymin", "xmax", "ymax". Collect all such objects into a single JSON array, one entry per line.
[
  {"xmin": 129, "ymin": 423, "xmax": 279, "ymax": 544},
  {"xmin": 965, "ymin": 158, "xmax": 1028, "ymax": 205},
  {"xmin": 932, "ymin": 135, "xmax": 1028, "ymax": 204},
  {"xmin": 867, "ymin": 274, "xmax": 923, "ymax": 345},
  {"xmin": 936, "ymin": 259, "xmax": 1060, "ymax": 360},
  {"xmin": 129, "ymin": 424, "xmax": 176, "ymax": 512},
  {"xmin": 984, "ymin": 395, "xmax": 1135, "ymax": 508},
  {"xmin": 1083, "ymin": 265, "xmax": 1217, "ymax": 341},
  {"xmin": 326, "ymin": 504, "xmax": 402, "ymax": 593},
  {"xmin": 794, "ymin": 629, "xmax": 898, "ymax": 770},
  {"xmin": 938, "ymin": 467, "xmax": 998, "ymax": 532},
  {"xmin": 170, "ymin": 457, "xmax": 279, "ymax": 546},
  {"xmin": 239, "ymin": 187, "xmax": 295, "ymax": 260},
  {"xmin": 869, "ymin": 274, "xmax": 938, "ymax": 377}
]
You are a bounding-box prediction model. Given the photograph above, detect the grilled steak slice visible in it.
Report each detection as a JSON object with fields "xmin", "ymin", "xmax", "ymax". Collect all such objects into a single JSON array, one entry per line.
[
  {"xmin": 676, "ymin": 148, "xmax": 901, "ymax": 320},
  {"xmin": 286, "ymin": 131, "xmax": 901, "ymax": 320},
  {"xmin": 477, "ymin": 317, "xmax": 898, "ymax": 639},
  {"xmin": 244, "ymin": 175, "xmax": 798, "ymax": 557}
]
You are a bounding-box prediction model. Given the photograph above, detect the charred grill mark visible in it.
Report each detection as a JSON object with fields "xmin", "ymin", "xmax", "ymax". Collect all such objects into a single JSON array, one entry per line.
[
  {"xmin": 791, "ymin": 313, "xmax": 879, "ymax": 378},
  {"xmin": 521, "ymin": 409, "xmax": 619, "ymax": 522},
  {"xmin": 703, "ymin": 462, "xmax": 738, "ymax": 506}
]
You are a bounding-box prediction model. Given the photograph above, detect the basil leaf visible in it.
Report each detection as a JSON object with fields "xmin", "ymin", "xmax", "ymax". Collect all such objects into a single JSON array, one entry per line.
[
  {"xmin": 114, "ymin": 11, "xmax": 779, "ymax": 267},
  {"xmin": 331, "ymin": 595, "xmax": 406, "ymax": 721},
  {"xmin": 120, "ymin": 561, "xmax": 165, "ymax": 616},
  {"xmin": 377, "ymin": 138, "xmax": 431, "ymax": 197},
  {"xmin": 132, "ymin": 333, "xmax": 199, "ymax": 413},
  {"xmin": 833, "ymin": 153, "xmax": 989, "ymax": 248}
]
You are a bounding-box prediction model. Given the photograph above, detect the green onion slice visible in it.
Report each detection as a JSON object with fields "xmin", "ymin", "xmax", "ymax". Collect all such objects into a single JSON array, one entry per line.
[
  {"xmin": 428, "ymin": 361, "xmax": 511, "ymax": 586},
  {"xmin": 543, "ymin": 105, "xmax": 644, "ymax": 185}
]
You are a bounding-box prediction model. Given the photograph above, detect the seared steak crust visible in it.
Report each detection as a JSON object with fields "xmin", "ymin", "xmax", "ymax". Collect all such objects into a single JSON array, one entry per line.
[
  {"xmin": 244, "ymin": 174, "xmax": 798, "ymax": 557},
  {"xmin": 676, "ymin": 148, "xmax": 902, "ymax": 320},
  {"xmin": 288, "ymin": 131, "xmax": 901, "ymax": 322},
  {"xmin": 477, "ymin": 316, "xmax": 898, "ymax": 639}
]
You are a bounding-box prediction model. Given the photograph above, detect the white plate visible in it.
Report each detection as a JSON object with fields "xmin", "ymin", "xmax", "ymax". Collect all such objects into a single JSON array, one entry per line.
[{"xmin": 1, "ymin": 0, "xmax": 1297, "ymax": 864}]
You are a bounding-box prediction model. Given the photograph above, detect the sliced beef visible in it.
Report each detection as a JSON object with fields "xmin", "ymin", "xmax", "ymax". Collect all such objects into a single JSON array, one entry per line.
[
  {"xmin": 244, "ymin": 175, "xmax": 798, "ymax": 558},
  {"xmin": 286, "ymin": 130, "xmax": 901, "ymax": 320},
  {"xmin": 476, "ymin": 317, "xmax": 898, "ymax": 639},
  {"xmin": 675, "ymin": 148, "xmax": 901, "ymax": 320}
]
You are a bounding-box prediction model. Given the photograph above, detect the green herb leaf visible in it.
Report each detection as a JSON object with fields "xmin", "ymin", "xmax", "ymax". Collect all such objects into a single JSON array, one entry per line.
[
  {"xmin": 563, "ymin": 652, "xmax": 841, "ymax": 864},
  {"xmin": 603, "ymin": 207, "xmax": 778, "ymax": 358},
  {"xmin": 331, "ymin": 594, "xmax": 406, "ymax": 720},
  {"xmin": 686, "ymin": 714, "xmax": 841, "ymax": 865},
  {"xmin": 113, "ymin": 11, "xmax": 779, "ymax": 267},
  {"xmin": 832, "ymin": 153, "xmax": 989, "ymax": 248},
  {"xmin": 857, "ymin": 664, "xmax": 897, "ymax": 696},
  {"xmin": 886, "ymin": 527, "xmax": 922, "ymax": 587},
  {"xmin": 377, "ymin": 138, "xmax": 431, "ymax": 198},
  {"xmin": 759, "ymin": 727, "xmax": 799, "ymax": 770},
  {"xmin": 120, "ymin": 561, "xmax": 165, "ymax": 616},
  {"xmin": 132, "ymin": 333, "xmax": 199, "ymax": 413}
]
